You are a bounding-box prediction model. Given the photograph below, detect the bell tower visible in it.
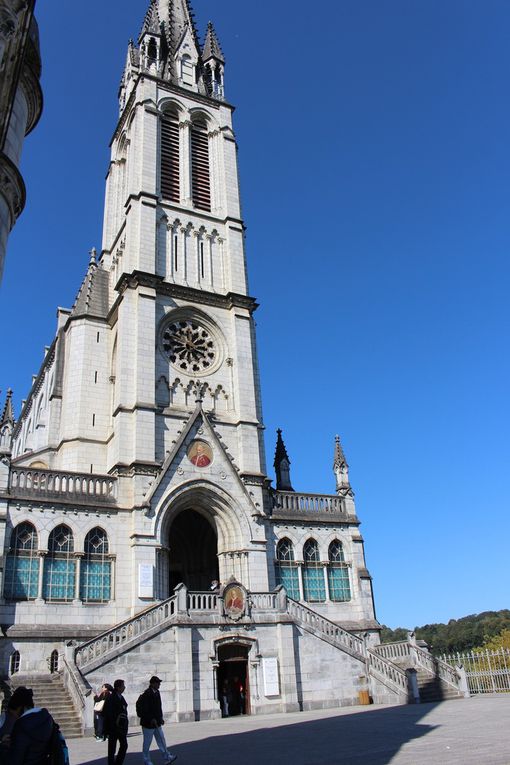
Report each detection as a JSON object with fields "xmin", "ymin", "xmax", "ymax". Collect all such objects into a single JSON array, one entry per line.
[{"xmin": 101, "ymin": 0, "xmax": 267, "ymax": 506}]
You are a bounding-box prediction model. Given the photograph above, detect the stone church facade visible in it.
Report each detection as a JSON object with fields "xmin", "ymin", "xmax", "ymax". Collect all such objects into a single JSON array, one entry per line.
[{"xmin": 0, "ymin": 0, "xmax": 418, "ymax": 727}]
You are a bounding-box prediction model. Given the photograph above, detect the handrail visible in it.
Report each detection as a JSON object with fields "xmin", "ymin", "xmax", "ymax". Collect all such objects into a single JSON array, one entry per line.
[
  {"xmin": 75, "ymin": 595, "xmax": 178, "ymax": 670},
  {"xmin": 373, "ymin": 641, "xmax": 411, "ymax": 662},
  {"xmin": 286, "ymin": 598, "xmax": 365, "ymax": 658},
  {"xmin": 413, "ymin": 645, "xmax": 461, "ymax": 690},
  {"xmin": 273, "ymin": 491, "xmax": 344, "ymax": 514},
  {"xmin": 9, "ymin": 466, "xmax": 116, "ymax": 503}
]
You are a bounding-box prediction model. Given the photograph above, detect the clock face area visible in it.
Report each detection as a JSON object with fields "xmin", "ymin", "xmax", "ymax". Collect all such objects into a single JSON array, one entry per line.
[{"xmin": 162, "ymin": 319, "xmax": 217, "ymax": 374}]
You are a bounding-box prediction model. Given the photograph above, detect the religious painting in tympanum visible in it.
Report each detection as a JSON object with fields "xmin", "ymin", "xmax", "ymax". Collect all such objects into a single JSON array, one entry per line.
[
  {"xmin": 167, "ymin": 508, "xmax": 219, "ymax": 592},
  {"xmin": 187, "ymin": 439, "xmax": 213, "ymax": 467}
]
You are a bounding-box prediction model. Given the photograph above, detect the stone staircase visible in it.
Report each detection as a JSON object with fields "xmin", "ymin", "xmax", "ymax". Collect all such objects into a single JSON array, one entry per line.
[
  {"xmin": 373, "ymin": 641, "xmax": 466, "ymax": 702},
  {"xmin": 8, "ymin": 673, "xmax": 82, "ymax": 738}
]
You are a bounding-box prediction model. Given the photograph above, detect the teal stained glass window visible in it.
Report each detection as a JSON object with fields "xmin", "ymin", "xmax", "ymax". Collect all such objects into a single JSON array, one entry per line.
[
  {"xmin": 275, "ymin": 538, "xmax": 300, "ymax": 600},
  {"xmin": 43, "ymin": 525, "xmax": 75, "ymax": 601},
  {"xmin": 327, "ymin": 540, "xmax": 351, "ymax": 602},
  {"xmin": 80, "ymin": 527, "xmax": 111, "ymax": 602},
  {"xmin": 302, "ymin": 539, "xmax": 326, "ymax": 602},
  {"xmin": 4, "ymin": 522, "xmax": 39, "ymax": 600}
]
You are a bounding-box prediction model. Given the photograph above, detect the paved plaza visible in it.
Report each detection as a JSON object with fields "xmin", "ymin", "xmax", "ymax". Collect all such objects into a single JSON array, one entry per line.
[{"xmin": 67, "ymin": 696, "xmax": 510, "ymax": 765}]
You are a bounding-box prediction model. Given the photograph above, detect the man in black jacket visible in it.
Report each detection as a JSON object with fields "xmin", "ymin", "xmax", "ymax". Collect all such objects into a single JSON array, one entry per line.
[
  {"xmin": 6, "ymin": 686, "xmax": 53, "ymax": 765},
  {"xmin": 137, "ymin": 676, "xmax": 177, "ymax": 764},
  {"xmin": 103, "ymin": 678, "xmax": 129, "ymax": 765}
]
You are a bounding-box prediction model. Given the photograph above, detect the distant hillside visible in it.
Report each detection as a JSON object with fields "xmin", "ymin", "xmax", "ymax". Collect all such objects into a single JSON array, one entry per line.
[{"xmin": 380, "ymin": 610, "xmax": 510, "ymax": 655}]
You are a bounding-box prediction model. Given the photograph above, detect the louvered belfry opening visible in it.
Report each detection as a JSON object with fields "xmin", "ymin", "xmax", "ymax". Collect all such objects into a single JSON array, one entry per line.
[
  {"xmin": 191, "ymin": 117, "xmax": 211, "ymax": 211},
  {"xmin": 161, "ymin": 110, "xmax": 180, "ymax": 202}
]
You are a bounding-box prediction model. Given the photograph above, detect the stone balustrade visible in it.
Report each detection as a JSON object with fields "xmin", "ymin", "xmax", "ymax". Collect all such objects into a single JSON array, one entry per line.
[
  {"xmin": 286, "ymin": 598, "xmax": 365, "ymax": 658},
  {"xmin": 9, "ymin": 466, "xmax": 117, "ymax": 504},
  {"xmin": 373, "ymin": 641, "xmax": 412, "ymax": 662},
  {"xmin": 273, "ymin": 491, "xmax": 344, "ymax": 515},
  {"xmin": 367, "ymin": 650, "xmax": 409, "ymax": 696},
  {"xmin": 413, "ymin": 644, "xmax": 461, "ymax": 689}
]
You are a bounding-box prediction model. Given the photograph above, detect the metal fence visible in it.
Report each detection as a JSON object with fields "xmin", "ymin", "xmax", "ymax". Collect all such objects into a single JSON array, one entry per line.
[{"xmin": 441, "ymin": 649, "xmax": 510, "ymax": 694}]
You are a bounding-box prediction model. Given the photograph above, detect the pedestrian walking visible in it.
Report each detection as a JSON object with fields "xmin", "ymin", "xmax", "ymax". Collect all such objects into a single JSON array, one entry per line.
[
  {"xmin": 93, "ymin": 683, "xmax": 113, "ymax": 740},
  {"xmin": 136, "ymin": 676, "xmax": 177, "ymax": 764},
  {"xmin": 103, "ymin": 679, "xmax": 129, "ymax": 765},
  {"xmin": 5, "ymin": 686, "xmax": 53, "ymax": 765}
]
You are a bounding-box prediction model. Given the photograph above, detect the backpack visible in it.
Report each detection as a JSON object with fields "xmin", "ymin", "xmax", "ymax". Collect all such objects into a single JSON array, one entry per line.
[
  {"xmin": 47, "ymin": 721, "xmax": 69, "ymax": 765},
  {"xmin": 135, "ymin": 693, "xmax": 144, "ymax": 719}
]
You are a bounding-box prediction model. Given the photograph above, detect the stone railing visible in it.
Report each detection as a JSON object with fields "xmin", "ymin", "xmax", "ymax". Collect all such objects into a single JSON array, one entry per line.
[
  {"xmin": 187, "ymin": 591, "xmax": 218, "ymax": 611},
  {"xmin": 9, "ymin": 466, "xmax": 116, "ymax": 504},
  {"xmin": 285, "ymin": 597, "xmax": 408, "ymax": 697},
  {"xmin": 366, "ymin": 649, "xmax": 409, "ymax": 696},
  {"xmin": 75, "ymin": 596, "xmax": 178, "ymax": 672},
  {"xmin": 250, "ymin": 592, "xmax": 279, "ymax": 610},
  {"xmin": 373, "ymin": 641, "xmax": 412, "ymax": 663},
  {"xmin": 273, "ymin": 491, "xmax": 344, "ymax": 515},
  {"xmin": 286, "ymin": 598, "xmax": 365, "ymax": 658},
  {"xmin": 414, "ymin": 644, "xmax": 462, "ymax": 690}
]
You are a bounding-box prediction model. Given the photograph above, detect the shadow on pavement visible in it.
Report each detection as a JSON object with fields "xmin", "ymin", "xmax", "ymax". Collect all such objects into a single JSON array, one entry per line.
[{"xmin": 77, "ymin": 702, "xmax": 440, "ymax": 765}]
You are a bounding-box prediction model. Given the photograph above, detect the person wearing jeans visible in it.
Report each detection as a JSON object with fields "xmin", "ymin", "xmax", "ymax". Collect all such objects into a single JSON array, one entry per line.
[{"xmin": 136, "ymin": 676, "xmax": 177, "ymax": 764}]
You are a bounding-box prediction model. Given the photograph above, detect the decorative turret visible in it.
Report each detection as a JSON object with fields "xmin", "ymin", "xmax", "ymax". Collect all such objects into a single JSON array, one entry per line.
[
  {"xmin": 70, "ymin": 249, "xmax": 109, "ymax": 320},
  {"xmin": 202, "ymin": 22, "xmax": 225, "ymax": 99},
  {"xmin": 138, "ymin": 0, "xmax": 163, "ymax": 74},
  {"xmin": 333, "ymin": 434, "xmax": 351, "ymax": 495},
  {"xmin": 0, "ymin": 388, "xmax": 15, "ymax": 452},
  {"xmin": 274, "ymin": 428, "xmax": 294, "ymax": 491}
]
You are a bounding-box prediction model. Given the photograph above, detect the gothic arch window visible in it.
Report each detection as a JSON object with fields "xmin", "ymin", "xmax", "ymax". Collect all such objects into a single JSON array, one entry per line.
[
  {"xmin": 49, "ymin": 649, "xmax": 59, "ymax": 673},
  {"xmin": 181, "ymin": 54, "xmax": 194, "ymax": 86},
  {"xmin": 42, "ymin": 525, "xmax": 75, "ymax": 602},
  {"xmin": 302, "ymin": 539, "xmax": 326, "ymax": 603},
  {"xmin": 10, "ymin": 650, "xmax": 20, "ymax": 675},
  {"xmin": 160, "ymin": 105, "xmax": 180, "ymax": 203},
  {"xmin": 191, "ymin": 115, "xmax": 211, "ymax": 212},
  {"xmin": 327, "ymin": 540, "xmax": 351, "ymax": 602},
  {"xmin": 275, "ymin": 538, "xmax": 300, "ymax": 599},
  {"xmin": 80, "ymin": 527, "xmax": 111, "ymax": 603},
  {"xmin": 4, "ymin": 522, "xmax": 39, "ymax": 600}
]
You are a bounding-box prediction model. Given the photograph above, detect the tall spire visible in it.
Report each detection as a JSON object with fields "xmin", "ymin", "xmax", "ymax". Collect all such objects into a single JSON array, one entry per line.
[
  {"xmin": 1, "ymin": 389, "xmax": 14, "ymax": 427},
  {"xmin": 274, "ymin": 429, "xmax": 294, "ymax": 491},
  {"xmin": 333, "ymin": 434, "xmax": 351, "ymax": 495},
  {"xmin": 203, "ymin": 22, "xmax": 225, "ymax": 64},
  {"xmin": 139, "ymin": 0, "xmax": 161, "ymax": 40},
  {"xmin": 0, "ymin": 388, "xmax": 15, "ymax": 452}
]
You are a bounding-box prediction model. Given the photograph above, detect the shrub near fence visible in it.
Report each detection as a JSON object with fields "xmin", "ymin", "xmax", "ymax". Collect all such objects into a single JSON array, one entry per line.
[{"xmin": 441, "ymin": 649, "xmax": 510, "ymax": 694}]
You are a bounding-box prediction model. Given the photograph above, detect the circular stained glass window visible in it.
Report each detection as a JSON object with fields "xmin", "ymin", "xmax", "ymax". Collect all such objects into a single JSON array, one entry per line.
[{"xmin": 162, "ymin": 320, "xmax": 216, "ymax": 374}]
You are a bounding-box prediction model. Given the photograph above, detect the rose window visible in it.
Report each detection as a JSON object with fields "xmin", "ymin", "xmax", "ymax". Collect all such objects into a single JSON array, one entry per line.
[{"xmin": 162, "ymin": 320, "xmax": 216, "ymax": 373}]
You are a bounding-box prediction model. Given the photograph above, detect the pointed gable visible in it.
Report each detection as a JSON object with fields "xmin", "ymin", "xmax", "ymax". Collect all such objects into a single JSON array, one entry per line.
[
  {"xmin": 71, "ymin": 249, "xmax": 109, "ymax": 320},
  {"xmin": 203, "ymin": 21, "xmax": 224, "ymax": 64}
]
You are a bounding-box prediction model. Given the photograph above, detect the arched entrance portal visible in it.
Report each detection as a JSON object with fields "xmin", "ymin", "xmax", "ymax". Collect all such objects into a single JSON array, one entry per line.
[
  {"xmin": 168, "ymin": 508, "xmax": 219, "ymax": 591},
  {"xmin": 217, "ymin": 643, "xmax": 250, "ymax": 717}
]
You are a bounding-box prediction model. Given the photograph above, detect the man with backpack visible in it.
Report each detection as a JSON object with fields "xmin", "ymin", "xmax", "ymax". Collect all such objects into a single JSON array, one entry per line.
[
  {"xmin": 103, "ymin": 679, "xmax": 129, "ymax": 765},
  {"xmin": 5, "ymin": 686, "xmax": 56, "ymax": 765},
  {"xmin": 136, "ymin": 676, "xmax": 177, "ymax": 764}
]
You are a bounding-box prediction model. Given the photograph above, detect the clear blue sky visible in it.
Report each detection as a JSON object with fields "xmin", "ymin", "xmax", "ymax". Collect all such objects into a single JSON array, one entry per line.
[{"xmin": 1, "ymin": 0, "xmax": 509, "ymax": 629}]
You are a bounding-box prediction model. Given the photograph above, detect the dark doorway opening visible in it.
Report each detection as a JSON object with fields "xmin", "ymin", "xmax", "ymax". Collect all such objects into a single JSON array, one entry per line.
[
  {"xmin": 217, "ymin": 644, "xmax": 250, "ymax": 717},
  {"xmin": 168, "ymin": 508, "xmax": 218, "ymax": 591}
]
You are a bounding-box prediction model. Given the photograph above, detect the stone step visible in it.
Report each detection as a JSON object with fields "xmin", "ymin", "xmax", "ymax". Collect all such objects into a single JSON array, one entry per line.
[{"xmin": 6, "ymin": 674, "xmax": 83, "ymax": 738}]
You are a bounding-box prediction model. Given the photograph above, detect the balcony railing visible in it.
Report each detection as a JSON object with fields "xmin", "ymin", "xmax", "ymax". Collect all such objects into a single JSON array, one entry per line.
[
  {"xmin": 273, "ymin": 491, "xmax": 344, "ymax": 515},
  {"xmin": 9, "ymin": 467, "xmax": 117, "ymax": 504}
]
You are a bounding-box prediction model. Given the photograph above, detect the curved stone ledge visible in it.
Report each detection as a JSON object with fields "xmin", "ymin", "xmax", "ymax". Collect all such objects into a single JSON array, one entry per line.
[{"xmin": 0, "ymin": 151, "xmax": 25, "ymax": 225}]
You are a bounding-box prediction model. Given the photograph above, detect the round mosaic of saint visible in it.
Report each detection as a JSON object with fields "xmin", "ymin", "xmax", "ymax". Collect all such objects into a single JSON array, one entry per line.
[
  {"xmin": 162, "ymin": 319, "xmax": 216, "ymax": 374},
  {"xmin": 187, "ymin": 439, "xmax": 213, "ymax": 468}
]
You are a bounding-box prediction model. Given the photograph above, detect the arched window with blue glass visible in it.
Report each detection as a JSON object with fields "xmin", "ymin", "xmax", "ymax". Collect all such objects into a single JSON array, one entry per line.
[
  {"xmin": 4, "ymin": 522, "xmax": 39, "ymax": 600},
  {"xmin": 275, "ymin": 538, "xmax": 300, "ymax": 599},
  {"xmin": 42, "ymin": 525, "xmax": 75, "ymax": 602},
  {"xmin": 302, "ymin": 539, "xmax": 326, "ymax": 602},
  {"xmin": 80, "ymin": 527, "xmax": 111, "ymax": 603},
  {"xmin": 327, "ymin": 540, "xmax": 351, "ymax": 602}
]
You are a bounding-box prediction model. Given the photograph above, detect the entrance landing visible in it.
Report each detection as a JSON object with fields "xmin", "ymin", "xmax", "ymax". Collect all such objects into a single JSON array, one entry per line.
[{"xmin": 67, "ymin": 696, "xmax": 510, "ymax": 765}]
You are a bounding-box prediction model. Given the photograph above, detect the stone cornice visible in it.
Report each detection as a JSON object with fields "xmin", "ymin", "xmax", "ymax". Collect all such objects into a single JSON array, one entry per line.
[
  {"xmin": 115, "ymin": 270, "xmax": 258, "ymax": 313},
  {"xmin": 0, "ymin": 151, "xmax": 26, "ymax": 225},
  {"xmin": 270, "ymin": 512, "xmax": 360, "ymax": 527}
]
